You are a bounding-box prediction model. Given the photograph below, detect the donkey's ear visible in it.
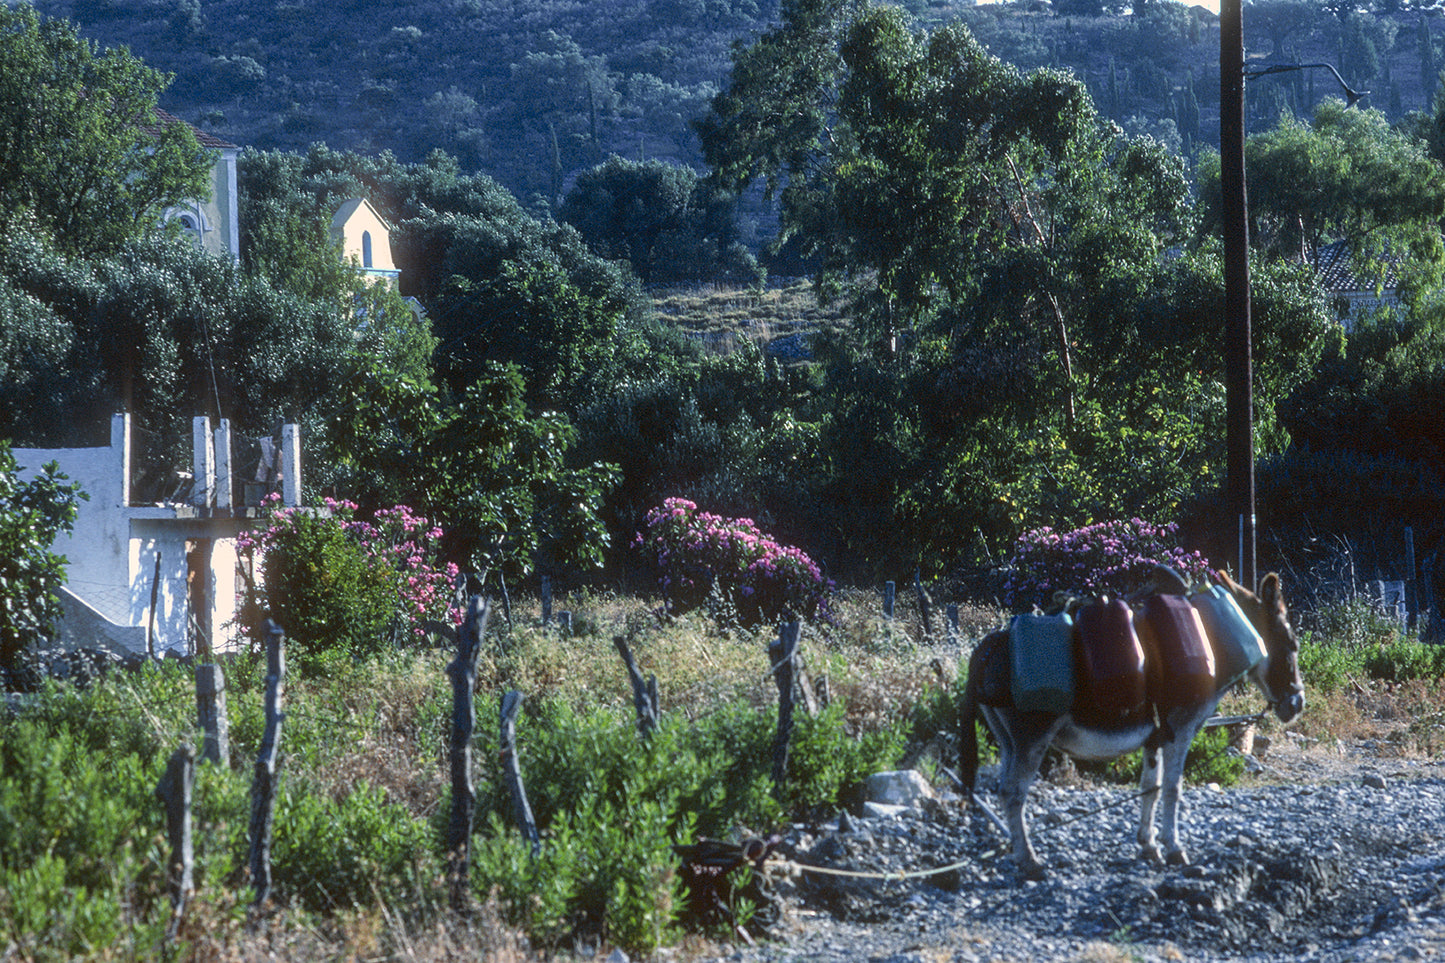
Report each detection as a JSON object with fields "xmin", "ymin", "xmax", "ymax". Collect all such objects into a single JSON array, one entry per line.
[
  {"xmin": 1259, "ymin": 572, "xmax": 1283, "ymax": 611},
  {"xmin": 1215, "ymin": 569, "xmax": 1242, "ymax": 594}
]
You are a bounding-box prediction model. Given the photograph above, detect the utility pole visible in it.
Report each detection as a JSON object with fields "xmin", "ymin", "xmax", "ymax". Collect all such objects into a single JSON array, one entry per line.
[{"xmin": 1220, "ymin": 0, "xmax": 1255, "ymax": 591}]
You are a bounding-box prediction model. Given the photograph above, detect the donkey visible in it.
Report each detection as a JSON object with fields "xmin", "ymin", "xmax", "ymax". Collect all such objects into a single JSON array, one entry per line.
[{"xmin": 958, "ymin": 570, "xmax": 1304, "ymax": 881}]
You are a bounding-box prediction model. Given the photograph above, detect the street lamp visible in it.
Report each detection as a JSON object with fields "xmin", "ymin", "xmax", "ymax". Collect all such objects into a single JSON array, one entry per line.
[{"xmin": 1219, "ymin": 0, "xmax": 1365, "ymax": 591}]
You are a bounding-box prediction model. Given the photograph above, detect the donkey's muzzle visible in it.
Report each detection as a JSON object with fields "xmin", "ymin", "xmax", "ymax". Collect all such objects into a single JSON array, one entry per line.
[{"xmin": 1274, "ymin": 688, "xmax": 1305, "ymax": 724}]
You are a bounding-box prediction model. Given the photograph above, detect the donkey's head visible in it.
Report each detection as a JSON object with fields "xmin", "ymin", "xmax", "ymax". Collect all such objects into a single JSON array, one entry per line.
[{"xmin": 1217, "ymin": 570, "xmax": 1305, "ymax": 724}]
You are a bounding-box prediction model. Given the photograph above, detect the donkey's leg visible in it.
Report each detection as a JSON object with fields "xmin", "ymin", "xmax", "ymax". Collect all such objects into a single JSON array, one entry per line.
[
  {"xmin": 1137, "ymin": 743, "xmax": 1164, "ymax": 863},
  {"xmin": 993, "ymin": 712, "xmax": 1057, "ymax": 881},
  {"xmin": 1157, "ymin": 733, "xmax": 1195, "ymax": 866}
]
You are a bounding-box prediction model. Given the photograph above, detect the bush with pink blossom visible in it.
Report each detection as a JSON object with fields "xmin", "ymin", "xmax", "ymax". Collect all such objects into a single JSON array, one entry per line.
[
  {"xmin": 238, "ymin": 494, "xmax": 460, "ymax": 657},
  {"xmin": 1001, "ymin": 518, "xmax": 1211, "ymax": 611},
  {"xmin": 635, "ymin": 498, "xmax": 833, "ymax": 627}
]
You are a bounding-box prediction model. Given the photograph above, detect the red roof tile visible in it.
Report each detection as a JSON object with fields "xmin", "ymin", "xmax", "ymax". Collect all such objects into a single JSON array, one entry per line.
[{"xmin": 141, "ymin": 107, "xmax": 238, "ymax": 150}]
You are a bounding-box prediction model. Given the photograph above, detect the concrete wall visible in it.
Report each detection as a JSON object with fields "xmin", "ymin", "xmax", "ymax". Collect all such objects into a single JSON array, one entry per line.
[{"xmin": 14, "ymin": 413, "xmax": 298, "ymax": 655}]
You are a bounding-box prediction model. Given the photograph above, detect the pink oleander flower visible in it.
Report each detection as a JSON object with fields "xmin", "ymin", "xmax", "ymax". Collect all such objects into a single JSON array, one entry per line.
[
  {"xmin": 1002, "ymin": 517, "xmax": 1210, "ymax": 610},
  {"xmin": 635, "ymin": 498, "xmax": 833, "ymax": 626}
]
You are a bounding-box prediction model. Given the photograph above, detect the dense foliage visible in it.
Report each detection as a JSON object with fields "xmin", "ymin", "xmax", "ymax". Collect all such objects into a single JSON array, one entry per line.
[
  {"xmin": 0, "ymin": 3, "xmax": 213, "ymax": 258},
  {"xmin": 0, "ymin": 444, "xmax": 83, "ymax": 688}
]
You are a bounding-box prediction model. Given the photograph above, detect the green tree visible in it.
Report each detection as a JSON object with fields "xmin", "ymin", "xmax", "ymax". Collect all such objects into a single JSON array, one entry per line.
[
  {"xmin": 1198, "ymin": 101, "xmax": 1445, "ymax": 304},
  {"xmin": 328, "ymin": 361, "xmax": 617, "ymax": 576},
  {"xmin": 0, "ymin": 4, "xmax": 213, "ymax": 257},
  {"xmin": 559, "ymin": 156, "xmax": 759, "ymax": 284},
  {"xmin": 237, "ymin": 145, "xmax": 661, "ymax": 412},
  {"xmin": 0, "ymin": 443, "xmax": 83, "ymax": 688}
]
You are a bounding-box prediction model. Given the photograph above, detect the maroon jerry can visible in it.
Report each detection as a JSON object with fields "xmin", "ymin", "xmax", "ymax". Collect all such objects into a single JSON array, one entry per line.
[
  {"xmin": 1073, "ymin": 597, "xmax": 1147, "ymax": 722},
  {"xmin": 1135, "ymin": 594, "xmax": 1216, "ymax": 707}
]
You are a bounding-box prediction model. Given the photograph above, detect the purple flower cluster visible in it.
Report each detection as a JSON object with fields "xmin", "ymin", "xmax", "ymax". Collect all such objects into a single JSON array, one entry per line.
[
  {"xmin": 634, "ymin": 498, "xmax": 834, "ymax": 626},
  {"xmin": 1001, "ymin": 517, "xmax": 1211, "ymax": 611},
  {"xmin": 239, "ymin": 495, "xmax": 461, "ymax": 637}
]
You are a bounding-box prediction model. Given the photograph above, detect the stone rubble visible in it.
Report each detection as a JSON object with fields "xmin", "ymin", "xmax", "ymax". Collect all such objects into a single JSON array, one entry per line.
[{"xmin": 703, "ymin": 761, "xmax": 1445, "ymax": 963}]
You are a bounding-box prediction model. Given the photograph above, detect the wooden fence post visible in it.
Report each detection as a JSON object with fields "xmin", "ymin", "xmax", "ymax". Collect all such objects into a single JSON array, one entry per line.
[
  {"xmin": 613, "ymin": 635, "xmax": 658, "ymax": 736},
  {"xmin": 770, "ymin": 621, "xmax": 802, "ymax": 794},
  {"xmin": 1406, "ymin": 526, "xmax": 1417, "ymax": 631},
  {"xmin": 248, "ymin": 620, "xmax": 285, "ymax": 911},
  {"xmin": 155, "ymin": 743, "xmax": 196, "ymax": 938},
  {"xmin": 883, "ymin": 581, "xmax": 896, "ymax": 621},
  {"xmin": 446, "ymin": 596, "xmax": 490, "ymax": 911},
  {"xmin": 147, "ymin": 551, "xmax": 162, "ymax": 659},
  {"xmin": 195, "ymin": 663, "xmax": 230, "ymax": 767},
  {"xmin": 946, "ymin": 603, "xmax": 960, "ymax": 647},
  {"xmin": 914, "ymin": 570, "xmax": 934, "ymax": 639},
  {"xmin": 500, "ymin": 690, "xmax": 541, "ymax": 855},
  {"xmin": 540, "ymin": 575, "xmax": 552, "ymax": 626}
]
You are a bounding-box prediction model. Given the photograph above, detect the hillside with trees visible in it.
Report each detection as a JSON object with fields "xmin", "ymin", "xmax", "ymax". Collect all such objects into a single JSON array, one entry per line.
[{"xmin": 32, "ymin": 0, "xmax": 1445, "ymax": 209}]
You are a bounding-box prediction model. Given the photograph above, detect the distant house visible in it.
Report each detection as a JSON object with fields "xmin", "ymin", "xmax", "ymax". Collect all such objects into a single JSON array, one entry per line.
[
  {"xmin": 1313, "ymin": 240, "xmax": 1401, "ymax": 329},
  {"xmin": 144, "ymin": 109, "xmax": 241, "ymax": 262},
  {"xmin": 14, "ymin": 414, "xmax": 303, "ymax": 657},
  {"xmin": 331, "ymin": 197, "xmax": 401, "ymax": 287}
]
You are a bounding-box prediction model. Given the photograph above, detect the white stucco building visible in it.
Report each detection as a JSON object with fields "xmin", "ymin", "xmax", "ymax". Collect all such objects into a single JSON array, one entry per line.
[{"xmin": 14, "ymin": 414, "xmax": 300, "ymax": 656}]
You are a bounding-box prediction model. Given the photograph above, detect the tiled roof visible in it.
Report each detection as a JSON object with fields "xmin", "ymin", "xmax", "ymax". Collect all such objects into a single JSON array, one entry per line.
[
  {"xmin": 141, "ymin": 108, "xmax": 238, "ymax": 150},
  {"xmin": 1314, "ymin": 240, "xmax": 1397, "ymax": 294}
]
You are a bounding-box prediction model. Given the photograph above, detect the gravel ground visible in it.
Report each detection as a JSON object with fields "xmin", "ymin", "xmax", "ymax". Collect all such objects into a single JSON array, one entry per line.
[{"xmin": 698, "ymin": 735, "xmax": 1445, "ymax": 963}]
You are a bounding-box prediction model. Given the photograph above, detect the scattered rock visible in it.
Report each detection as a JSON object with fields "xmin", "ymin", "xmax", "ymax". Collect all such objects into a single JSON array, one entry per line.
[{"xmin": 864, "ymin": 770, "xmax": 939, "ymax": 808}]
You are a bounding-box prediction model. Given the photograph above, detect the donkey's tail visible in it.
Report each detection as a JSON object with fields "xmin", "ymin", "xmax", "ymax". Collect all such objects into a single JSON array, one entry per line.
[{"xmin": 958, "ymin": 634, "xmax": 992, "ymax": 798}]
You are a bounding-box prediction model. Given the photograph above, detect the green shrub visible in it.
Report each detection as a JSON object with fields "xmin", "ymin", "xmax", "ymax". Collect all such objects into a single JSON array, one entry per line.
[
  {"xmin": 241, "ymin": 505, "xmax": 395, "ymax": 661},
  {"xmin": 0, "ymin": 443, "xmax": 84, "ymax": 688},
  {"xmin": 1301, "ymin": 596, "xmax": 1404, "ymax": 652},
  {"xmin": 271, "ymin": 781, "xmax": 438, "ymax": 912},
  {"xmin": 1298, "ymin": 632, "xmax": 1367, "ymax": 694},
  {"xmin": 1362, "ymin": 640, "xmax": 1445, "ymax": 683},
  {"xmin": 786, "ymin": 701, "xmax": 906, "ymax": 814}
]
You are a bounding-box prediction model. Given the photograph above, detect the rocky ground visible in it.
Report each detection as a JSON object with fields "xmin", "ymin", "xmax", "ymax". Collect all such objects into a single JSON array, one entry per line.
[{"xmin": 699, "ymin": 733, "xmax": 1445, "ymax": 963}]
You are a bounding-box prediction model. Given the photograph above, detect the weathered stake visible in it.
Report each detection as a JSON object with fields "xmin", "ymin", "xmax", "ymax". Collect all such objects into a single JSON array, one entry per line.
[
  {"xmin": 500, "ymin": 690, "xmax": 541, "ymax": 855},
  {"xmin": 155, "ymin": 743, "xmax": 196, "ymax": 938},
  {"xmin": 248, "ymin": 620, "xmax": 285, "ymax": 912},
  {"xmin": 446, "ymin": 596, "xmax": 490, "ymax": 911},
  {"xmin": 883, "ymin": 581, "xmax": 896, "ymax": 621},
  {"xmin": 195, "ymin": 662, "xmax": 230, "ymax": 767},
  {"xmin": 614, "ymin": 634, "xmax": 658, "ymax": 736},
  {"xmin": 770, "ymin": 621, "xmax": 802, "ymax": 794},
  {"xmin": 914, "ymin": 571, "xmax": 934, "ymax": 639}
]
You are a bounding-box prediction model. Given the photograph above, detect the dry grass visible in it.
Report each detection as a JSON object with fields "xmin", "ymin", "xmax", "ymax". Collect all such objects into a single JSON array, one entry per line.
[
  {"xmin": 649, "ymin": 280, "xmax": 851, "ymax": 356},
  {"xmin": 172, "ymin": 891, "xmax": 537, "ymax": 962}
]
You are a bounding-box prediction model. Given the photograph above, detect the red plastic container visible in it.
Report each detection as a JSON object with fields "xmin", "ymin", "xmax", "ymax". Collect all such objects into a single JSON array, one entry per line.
[
  {"xmin": 1134, "ymin": 594, "xmax": 1216, "ymax": 707},
  {"xmin": 1073, "ymin": 598, "xmax": 1147, "ymax": 723}
]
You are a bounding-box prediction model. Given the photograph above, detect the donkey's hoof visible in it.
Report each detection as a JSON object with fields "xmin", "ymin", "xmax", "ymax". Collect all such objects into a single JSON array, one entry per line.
[
  {"xmin": 1165, "ymin": 849, "xmax": 1191, "ymax": 867},
  {"xmin": 1139, "ymin": 843, "xmax": 1164, "ymax": 865},
  {"xmin": 1016, "ymin": 860, "xmax": 1049, "ymax": 883}
]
